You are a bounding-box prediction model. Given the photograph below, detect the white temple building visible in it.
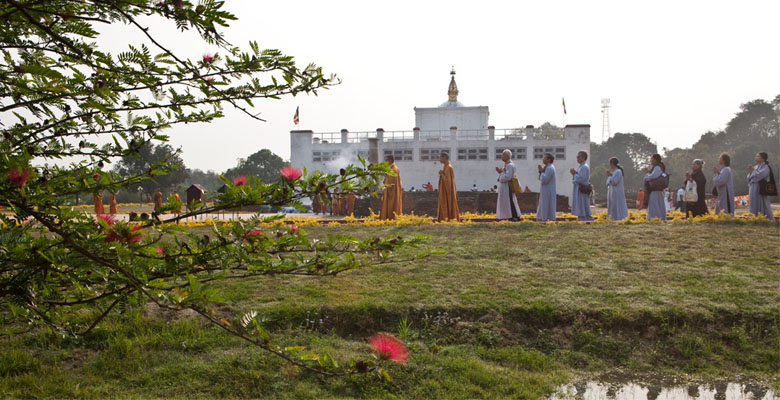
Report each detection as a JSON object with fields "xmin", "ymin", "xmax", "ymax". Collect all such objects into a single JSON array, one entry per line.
[{"xmin": 290, "ymin": 70, "xmax": 590, "ymax": 199}]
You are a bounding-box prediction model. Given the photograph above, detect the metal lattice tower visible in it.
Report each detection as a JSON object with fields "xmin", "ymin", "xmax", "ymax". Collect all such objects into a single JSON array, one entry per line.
[{"xmin": 600, "ymin": 98, "xmax": 611, "ymax": 142}]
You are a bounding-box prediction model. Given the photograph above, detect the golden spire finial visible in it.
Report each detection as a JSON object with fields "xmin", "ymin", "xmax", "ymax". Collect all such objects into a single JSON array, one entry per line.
[{"xmin": 448, "ymin": 67, "xmax": 458, "ymax": 102}]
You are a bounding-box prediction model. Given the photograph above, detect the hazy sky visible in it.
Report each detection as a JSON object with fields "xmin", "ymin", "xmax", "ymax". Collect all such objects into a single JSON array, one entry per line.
[{"xmin": 72, "ymin": 1, "xmax": 780, "ymax": 172}]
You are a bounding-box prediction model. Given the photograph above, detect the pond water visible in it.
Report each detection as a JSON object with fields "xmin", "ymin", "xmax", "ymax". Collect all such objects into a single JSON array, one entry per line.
[{"xmin": 551, "ymin": 382, "xmax": 777, "ymax": 400}]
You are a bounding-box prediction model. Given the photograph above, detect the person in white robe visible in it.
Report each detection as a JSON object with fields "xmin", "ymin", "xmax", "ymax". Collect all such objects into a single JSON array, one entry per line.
[
  {"xmin": 495, "ymin": 149, "xmax": 522, "ymax": 220},
  {"xmin": 536, "ymin": 153, "xmax": 557, "ymax": 222},
  {"xmin": 643, "ymin": 154, "xmax": 667, "ymax": 221},
  {"xmin": 569, "ymin": 151, "xmax": 593, "ymax": 221},
  {"xmin": 712, "ymin": 152, "xmax": 735, "ymax": 216},
  {"xmin": 606, "ymin": 157, "xmax": 628, "ymax": 221},
  {"xmin": 747, "ymin": 152, "xmax": 775, "ymax": 220}
]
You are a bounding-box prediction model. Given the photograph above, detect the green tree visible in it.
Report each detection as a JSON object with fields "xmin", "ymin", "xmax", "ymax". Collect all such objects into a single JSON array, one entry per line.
[
  {"xmin": 590, "ymin": 133, "xmax": 658, "ymax": 193},
  {"xmin": 224, "ymin": 148, "xmax": 288, "ymax": 184},
  {"xmin": 113, "ymin": 142, "xmax": 188, "ymax": 196},
  {"xmin": 662, "ymin": 96, "xmax": 779, "ymax": 195},
  {"xmin": 0, "ymin": 0, "xmax": 428, "ymax": 376},
  {"xmin": 186, "ymin": 168, "xmax": 222, "ymax": 193}
]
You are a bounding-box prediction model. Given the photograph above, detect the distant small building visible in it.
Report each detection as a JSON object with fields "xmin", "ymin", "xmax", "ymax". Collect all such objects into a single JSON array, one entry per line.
[{"xmin": 186, "ymin": 184, "xmax": 207, "ymax": 206}]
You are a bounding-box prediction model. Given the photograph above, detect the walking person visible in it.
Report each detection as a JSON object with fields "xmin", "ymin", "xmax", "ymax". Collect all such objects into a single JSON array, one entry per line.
[
  {"xmin": 747, "ymin": 152, "xmax": 776, "ymax": 220},
  {"xmin": 108, "ymin": 191, "xmax": 118, "ymax": 215},
  {"xmin": 606, "ymin": 157, "xmax": 628, "ymax": 221},
  {"xmin": 437, "ymin": 152, "xmax": 459, "ymax": 221},
  {"xmin": 495, "ymin": 149, "xmax": 521, "ymax": 220},
  {"xmin": 685, "ymin": 159, "xmax": 708, "ymax": 218},
  {"xmin": 674, "ymin": 186, "xmax": 686, "ymax": 213},
  {"xmin": 153, "ymin": 188, "xmax": 163, "ymax": 213},
  {"xmin": 379, "ymin": 154, "xmax": 403, "ymax": 220},
  {"xmin": 712, "ymin": 153, "xmax": 735, "ymax": 216},
  {"xmin": 643, "ymin": 154, "xmax": 667, "ymax": 221},
  {"xmin": 569, "ymin": 151, "xmax": 593, "ymax": 221},
  {"xmin": 536, "ymin": 153, "xmax": 557, "ymax": 222}
]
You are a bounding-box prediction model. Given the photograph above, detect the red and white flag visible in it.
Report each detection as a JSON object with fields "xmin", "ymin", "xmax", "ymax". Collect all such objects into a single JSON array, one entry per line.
[
  {"xmin": 293, "ymin": 106, "xmax": 299, "ymax": 125},
  {"xmin": 562, "ymin": 98, "xmax": 567, "ymax": 115}
]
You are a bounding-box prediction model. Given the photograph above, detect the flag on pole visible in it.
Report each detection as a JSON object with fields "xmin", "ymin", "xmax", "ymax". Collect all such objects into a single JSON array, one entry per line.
[
  {"xmin": 562, "ymin": 98, "xmax": 567, "ymax": 115},
  {"xmin": 293, "ymin": 106, "xmax": 299, "ymax": 125}
]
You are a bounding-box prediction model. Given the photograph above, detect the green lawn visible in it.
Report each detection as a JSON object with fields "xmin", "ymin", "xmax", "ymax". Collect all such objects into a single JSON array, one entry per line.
[{"xmin": 1, "ymin": 222, "xmax": 778, "ymax": 398}]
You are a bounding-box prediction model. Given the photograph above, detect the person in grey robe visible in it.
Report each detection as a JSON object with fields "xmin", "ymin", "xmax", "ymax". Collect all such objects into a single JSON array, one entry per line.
[
  {"xmin": 606, "ymin": 157, "xmax": 628, "ymax": 221},
  {"xmin": 536, "ymin": 153, "xmax": 557, "ymax": 222},
  {"xmin": 643, "ymin": 154, "xmax": 667, "ymax": 221},
  {"xmin": 495, "ymin": 149, "xmax": 522, "ymax": 220},
  {"xmin": 712, "ymin": 152, "xmax": 735, "ymax": 216},
  {"xmin": 747, "ymin": 152, "xmax": 775, "ymax": 220},
  {"xmin": 569, "ymin": 151, "xmax": 593, "ymax": 221}
]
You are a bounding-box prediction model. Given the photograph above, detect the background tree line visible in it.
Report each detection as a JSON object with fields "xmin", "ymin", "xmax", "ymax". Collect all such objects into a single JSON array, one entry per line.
[
  {"xmin": 110, "ymin": 146, "xmax": 288, "ymax": 203},
  {"xmin": 591, "ymin": 95, "xmax": 779, "ymax": 197}
]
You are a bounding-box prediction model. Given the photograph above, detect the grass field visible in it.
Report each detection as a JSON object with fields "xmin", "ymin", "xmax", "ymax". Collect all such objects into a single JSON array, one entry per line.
[{"xmin": 1, "ymin": 221, "xmax": 778, "ymax": 398}]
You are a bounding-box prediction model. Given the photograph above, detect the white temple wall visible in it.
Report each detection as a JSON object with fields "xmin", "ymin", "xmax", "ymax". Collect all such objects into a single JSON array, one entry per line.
[
  {"xmin": 290, "ymin": 125, "xmax": 590, "ymax": 205},
  {"xmin": 414, "ymin": 106, "xmax": 489, "ymax": 132}
]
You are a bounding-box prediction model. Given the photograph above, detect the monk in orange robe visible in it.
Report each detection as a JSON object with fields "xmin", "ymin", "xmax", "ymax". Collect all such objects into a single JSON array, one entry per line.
[
  {"xmin": 153, "ymin": 189, "xmax": 163, "ymax": 213},
  {"xmin": 636, "ymin": 189, "xmax": 645, "ymax": 210},
  {"xmin": 108, "ymin": 192, "xmax": 118, "ymax": 214},
  {"xmin": 332, "ymin": 188, "xmax": 343, "ymax": 216},
  {"xmin": 344, "ymin": 191, "xmax": 356, "ymax": 216},
  {"xmin": 173, "ymin": 191, "xmax": 182, "ymax": 214},
  {"xmin": 93, "ymin": 192, "xmax": 104, "ymax": 214},
  {"xmin": 312, "ymin": 193, "xmax": 323, "ymax": 214},
  {"xmin": 379, "ymin": 155, "xmax": 403, "ymax": 220},
  {"xmin": 437, "ymin": 152, "xmax": 459, "ymax": 221}
]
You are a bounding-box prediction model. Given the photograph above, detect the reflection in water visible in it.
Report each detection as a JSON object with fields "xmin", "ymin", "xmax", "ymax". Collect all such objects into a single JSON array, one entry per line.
[{"xmin": 551, "ymin": 382, "xmax": 777, "ymax": 400}]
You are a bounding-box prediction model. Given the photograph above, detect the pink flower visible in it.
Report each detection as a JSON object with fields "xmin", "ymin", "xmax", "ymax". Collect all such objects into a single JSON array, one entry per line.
[
  {"xmin": 290, "ymin": 224, "xmax": 298, "ymax": 234},
  {"xmin": 246, "ymin": 230, "xmax": 264, "ymax": 237},
  {"xmin": 96, "ymin": 213, "xmax": 115, "ymax": 226},
  {"xmin": 93, "ymin": 173, "xmax": 100, "ymax": 180},
  {"xmin": 202, "ymin": 53, "xmax": 214, "ymax": 64},
  {"xmin": 232, "ymin": 175, "xmax": 247, "ymax": 186},
  {"xmin": 369, "ymin": 333, "xmax": 408, "ymax": 363},
  {"xmin": 156, "ymin": 247, "xmax": 164, "ymax": 254},
  {"xmin": 7, "ymin": 168, "xmax": 29, "ymax": 188},
  {"xmin": 280, "ymin": 167, "xmax": 302, "ymax": 180},
  {"xmin": 127, "ymin": 226, "xmax": 143, "ymax": 244},
  {"xmin": 203, "ymin": 76, "xmax": 214, "ymax": 82}
]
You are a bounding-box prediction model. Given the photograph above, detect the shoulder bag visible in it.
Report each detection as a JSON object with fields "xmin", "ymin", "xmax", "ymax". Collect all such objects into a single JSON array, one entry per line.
[{"xmin": 759, "ymin": 165, "xmax": 778, "ymax": 196}]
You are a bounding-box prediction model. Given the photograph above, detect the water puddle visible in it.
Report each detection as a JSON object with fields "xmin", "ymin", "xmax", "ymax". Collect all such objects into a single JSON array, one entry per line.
[{"xmin": 551, "ymin": 382, "xmax": 777, "ymax": 400}]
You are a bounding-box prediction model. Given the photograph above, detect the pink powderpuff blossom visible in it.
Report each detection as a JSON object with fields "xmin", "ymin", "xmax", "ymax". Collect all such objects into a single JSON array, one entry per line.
[
  {"xmin": 202, "ymin": 53, "xmax": 214, "ymax": 64},
  {"xmin": 156, "ymin": 247, "xmax": 164, "ymax": 254},
  {"xmin": 280, "ymin": 167, "xmax": 302, "ymax": 181},
  {"xmin": 369, "ymin": 333, "xmax": 408, "ymax": 363},
  {"xmin": 245, "ymin": 230, "xmax": 264, "ymax": 237},
  {"xmin": 7, "ymin": 168, "xmax": 30, "ymax": 188},
  {"xmin": 232, "ymin": 175, "xmax": 247, "ymax": 186},
  {"xmin": 203, "ymin": 76, "xmax": 214, "ymax": 82},
  {"xmin": 127, "ymin": 226, "xmax": 143, "ymax": 244},
  {"xmin": 96, "ymin": 214, "xmax": 116, "ymax": 226},
  {"xmin": 290, "ymin": 224, "xmax": 298, "ymax": 234},
  {"xmin": 93, "ymin": 173, "xmax": 100, "ymax": 180}
]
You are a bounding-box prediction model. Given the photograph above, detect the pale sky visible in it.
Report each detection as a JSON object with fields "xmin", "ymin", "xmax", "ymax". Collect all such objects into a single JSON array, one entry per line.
[{"xmin": 44, "ymin": 1, "xmax": 780, "ymax": 172}]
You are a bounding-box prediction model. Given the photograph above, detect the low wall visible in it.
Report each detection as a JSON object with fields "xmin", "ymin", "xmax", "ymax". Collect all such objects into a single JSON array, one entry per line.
[{"xmin": 354, "ymin": 192, "xmax": 570, "ymax": 217}]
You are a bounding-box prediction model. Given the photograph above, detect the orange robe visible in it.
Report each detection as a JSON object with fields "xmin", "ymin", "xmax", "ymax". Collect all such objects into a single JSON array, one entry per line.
[
  {"xmin": 636, "ymin": 190, "xmax": 645, "ymax": 210},
  {"xmin": 437, "ymin": 162, "xmax": 459, "ymax": 221},
  {"xmin": 93, "ymin": 193, "xmax": 104, "ymax": 214},
  {"xmin": 344, "ymin": 192, "xmax": 356, "ymax": 216},
  {"xmin": 379, "ymin": 163, "xmax": 403, "ymax": 220},
  {"xmin": 312, "ymin": 194, "xmax": 322, "ymax": 214},
  {"xmin": 173, "ymin": 193, "xmax": 182, "ymax": 214},
  {"xmin": 154, "ymin": 191, "xmax": 163, "ymax": 212},
  {"xmin": 108, "ymin": 192, "xmax": 118, "ymax": 215},
  {"xmin": 332, "ymin": 192, "xmax": 342, "ymax": 216}
]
